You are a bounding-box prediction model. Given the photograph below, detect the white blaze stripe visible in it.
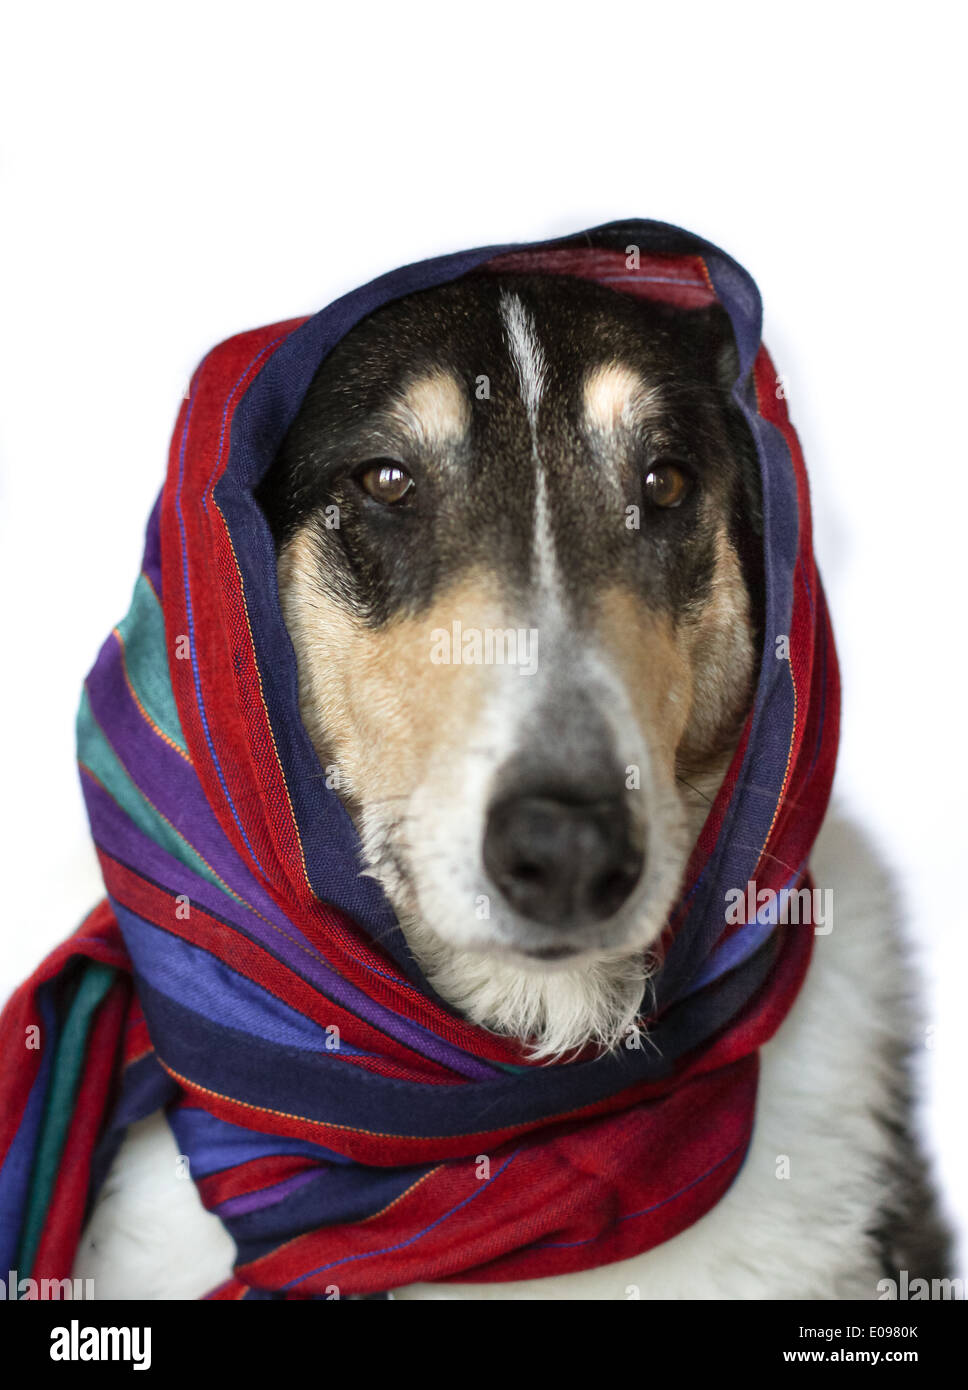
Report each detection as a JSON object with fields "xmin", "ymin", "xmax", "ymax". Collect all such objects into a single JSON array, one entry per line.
[
  {"xmin": 500, "ymin": 290, "xmax": 546, "ymax": 427},
  {"xmin": 532, "ymin": 466, "xmax": 558, "ymax": 596},
  {"xmin": 499, "ymin": 291, "xmax": 560, "ymax": 595}
]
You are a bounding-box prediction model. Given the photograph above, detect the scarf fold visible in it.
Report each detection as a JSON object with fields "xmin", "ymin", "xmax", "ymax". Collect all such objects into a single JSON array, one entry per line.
[{"xmin": 0, "ymin": 219, "xmax": 839, "ymax": 1298}]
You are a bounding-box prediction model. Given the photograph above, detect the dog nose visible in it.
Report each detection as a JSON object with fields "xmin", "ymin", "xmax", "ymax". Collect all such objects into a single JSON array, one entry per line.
[{"xmin": 483, "ymin": 792, "xmax": 644, "ymax": 929}]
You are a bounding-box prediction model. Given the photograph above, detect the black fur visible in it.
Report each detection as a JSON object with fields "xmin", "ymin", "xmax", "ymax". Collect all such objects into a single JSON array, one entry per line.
[{"xmin": 257, "ymin": 273, "xmax": 764, "ymax": 647}]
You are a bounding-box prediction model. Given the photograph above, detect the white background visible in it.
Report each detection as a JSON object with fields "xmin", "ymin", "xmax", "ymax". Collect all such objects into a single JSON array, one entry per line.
[{"xmin": 2, "ymin": 3, "xmax": 965, "ymax": 1281}]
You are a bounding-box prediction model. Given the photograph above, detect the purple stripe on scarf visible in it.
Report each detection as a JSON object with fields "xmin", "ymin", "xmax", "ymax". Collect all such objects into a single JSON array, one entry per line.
[
  {"xmin": 81, "ymin": 774, "xmax": 500, "ymax": 1081},
  {"xmin": 84, "ymin": 630, "xmax": 287, "ymax": 920},
  {"xmin": 215, "ymin": 1170, "xmax": 319, "ymax": 1219},
  {"xmin": 169, "ymin": 1106, "xmax": 352, "ymax": 1173}
]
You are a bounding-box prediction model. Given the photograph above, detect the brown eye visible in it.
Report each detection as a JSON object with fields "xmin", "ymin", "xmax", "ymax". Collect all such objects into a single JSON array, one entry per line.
[
  {"xmin": 644, "ymin": 462, "xmax": 691, "ymax": 508},
  {"xmin": 356, "ymin": 460, "xmax": 414, "ymax": 505}
]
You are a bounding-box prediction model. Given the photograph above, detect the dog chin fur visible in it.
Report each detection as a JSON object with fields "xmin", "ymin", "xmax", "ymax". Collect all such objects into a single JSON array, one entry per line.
[
  {"xmin": 396, "ymin": 917, "xmax": 658, "ymax": 1062},
  {"xmin": 357, "ymin": 764, "xmax": 719, "ymax": 1063}
]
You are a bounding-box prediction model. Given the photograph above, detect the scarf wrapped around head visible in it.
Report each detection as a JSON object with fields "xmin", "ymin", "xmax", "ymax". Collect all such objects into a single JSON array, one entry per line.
[{"xmin": 0, "ymin": 219, "xmax": 838, "ymax": 1298}]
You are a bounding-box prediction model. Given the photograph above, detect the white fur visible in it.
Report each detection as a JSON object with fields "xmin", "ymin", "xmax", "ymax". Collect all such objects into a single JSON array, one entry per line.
[
  {"xmin": 74, "ymin": 803, "xmax": 923, "ymax": 1299},
  {"xmin": 500, "ymin": 291, "xmax": 559, "ymax": 596},
  {"xmin": 388, "ymin": 635, "xmax": 689, "ymax": 1059},
  {"xmin": 500, "ymin": 290, "xmax": 546, "ymax": 429}
]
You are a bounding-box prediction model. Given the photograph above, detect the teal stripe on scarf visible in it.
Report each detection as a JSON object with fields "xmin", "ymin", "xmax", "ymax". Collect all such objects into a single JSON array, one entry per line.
[
  {"xmin": 116, "ymin": 573, "xmax": 188, "ymax": 756},
  {"xmin": 76, "ymin": 689, "xmax": 228, "ymax": 896},
  {"xmin": 17, "ymin": 961, "xmax": 116, "ymax": 1276}
]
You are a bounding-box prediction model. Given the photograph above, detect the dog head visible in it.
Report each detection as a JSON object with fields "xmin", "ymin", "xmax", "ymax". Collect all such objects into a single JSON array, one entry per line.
[{"xmin": 257, "ymin": 272, "xmax": 763, "ymax": 1055}]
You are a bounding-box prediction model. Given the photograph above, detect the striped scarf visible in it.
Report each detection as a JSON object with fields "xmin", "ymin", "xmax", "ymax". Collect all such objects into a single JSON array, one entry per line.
[{"xmin": 0, "ymin": 220, "xmax": 839, "ymax": 1298}]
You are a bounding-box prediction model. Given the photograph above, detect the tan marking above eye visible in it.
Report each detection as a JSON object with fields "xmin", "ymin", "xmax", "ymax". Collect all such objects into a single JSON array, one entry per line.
[
  {"xmin": 583, "ymin": 362, "xmax": 663, "ymax": 433},
  {"xmin": 389, "ymin": 370, "xmax": 470, "ymax": 447},
  {"xmin": 644, "ymin": 463, "xmax": 691, "ymax": 508},
  {"xmin": 357, "ymin": 461, "xmax": 414, "ymax": 504}
]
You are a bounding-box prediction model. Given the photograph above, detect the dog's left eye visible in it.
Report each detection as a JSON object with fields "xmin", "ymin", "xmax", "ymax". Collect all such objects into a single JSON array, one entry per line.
[
  {"xmin": 355, "ymin": 460, "xmax": 415, "ymax": 505},
  {"xmin": 644, "ymin": 461, "xmax": 692, "ymax": 508}
]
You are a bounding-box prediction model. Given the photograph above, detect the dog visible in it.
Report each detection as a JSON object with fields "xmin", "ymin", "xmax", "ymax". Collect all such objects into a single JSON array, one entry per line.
[{"xmin": 73, "ymin": 271, "xmax": 951, "ymax": 1298}]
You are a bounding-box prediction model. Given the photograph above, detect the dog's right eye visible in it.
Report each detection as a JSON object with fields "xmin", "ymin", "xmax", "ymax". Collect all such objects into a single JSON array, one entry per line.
[{"xmin": 354, "ymin": 460, "xmax": 415, "ymax": 506}]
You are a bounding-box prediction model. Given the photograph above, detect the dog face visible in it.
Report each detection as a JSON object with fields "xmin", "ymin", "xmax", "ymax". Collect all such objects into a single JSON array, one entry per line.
[{"xmin": 257, "ymin": 272, "xmax": 763, "ymax": 1054}]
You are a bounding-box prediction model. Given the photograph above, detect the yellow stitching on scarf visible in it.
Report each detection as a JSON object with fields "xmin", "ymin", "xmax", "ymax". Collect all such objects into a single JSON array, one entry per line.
[
  {"xmin": 696, "ymin": 254, "xmax": 716, "ymax": 294},
  {"xmin": 237, "ymin": 1165, "xmax": 448, "ymax": 1271},
  {"xmin": 360, "ymin": 1166, "xmax": 443, "ymax": 1223},
  {"xmin": 156, "ymin": 1056, "xmax": 610, "ymax": 1141},
  {"xmin": 141, "ymin": 568, "xmax": 162, "ymax": 607},
  {"xmin": 111, "ymin": 626, "xmax": 194, "ymax": 765}
]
